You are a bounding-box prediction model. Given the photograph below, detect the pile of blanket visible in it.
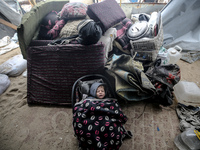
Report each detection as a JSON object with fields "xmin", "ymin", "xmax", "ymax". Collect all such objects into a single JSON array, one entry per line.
[{"xmin": 37, "ymin": 0, "xmax": 181, "ymax": 106}]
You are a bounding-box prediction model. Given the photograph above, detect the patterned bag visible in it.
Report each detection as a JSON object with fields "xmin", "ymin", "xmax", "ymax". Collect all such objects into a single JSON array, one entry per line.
[{"xmin": 73, "ymin": 98, "xmax": 132, "ymax": 150}]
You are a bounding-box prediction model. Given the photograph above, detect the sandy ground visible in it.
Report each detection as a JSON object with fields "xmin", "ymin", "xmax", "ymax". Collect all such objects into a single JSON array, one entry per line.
[
  {"xmin": 0, "ymin": 47, "xmax": 199, "ymax": 150},
  {"xmin": 0, "ymin": 48, "xmax": 77, "ymax": 150}
]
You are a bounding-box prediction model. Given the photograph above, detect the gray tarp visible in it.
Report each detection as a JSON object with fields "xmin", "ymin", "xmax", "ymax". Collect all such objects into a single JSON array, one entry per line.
[
  {"xmin": 161, "ymin": 0, "xmax": 200, "ymax": 51},
  {"xmin": 0, "ymin": 0, "xmax": 23, "ymax": 38}
]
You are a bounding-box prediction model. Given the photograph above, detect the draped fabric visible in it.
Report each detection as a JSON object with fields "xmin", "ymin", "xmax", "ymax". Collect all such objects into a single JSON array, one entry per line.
[{"xmin": 73, "ymin": 98, "xmax": 132, "ymax": 150}]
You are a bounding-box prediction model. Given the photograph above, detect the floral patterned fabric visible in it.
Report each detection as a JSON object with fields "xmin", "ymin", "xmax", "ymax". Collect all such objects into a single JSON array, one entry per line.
[
  {"xmin": 47, "ymin": 19, "xmax": 66, "ymax": 39},
  {"xmin": 38, "ymin": 11, "xmax": 58, "ymax": 40},
  {"xmin": 58, "ymin": 2, "xmax": 88, "ymax": 20},
  {"xmin": 38, "ymin": 10, "xmax": 66, "ymax": 40}
]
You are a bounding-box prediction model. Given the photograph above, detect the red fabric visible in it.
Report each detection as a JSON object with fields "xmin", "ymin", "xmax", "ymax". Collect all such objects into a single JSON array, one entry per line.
[
  {"xmin": 47, "ymin": 19, "xmax": 66, "ymax": 39},
  {"xmin": 58, "ymin": 2, "xmax": 88, "ymax": 20}
]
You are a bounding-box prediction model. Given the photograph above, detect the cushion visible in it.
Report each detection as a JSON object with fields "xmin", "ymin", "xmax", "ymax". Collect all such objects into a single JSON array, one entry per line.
[
  {"xmin": 58, "ymin": 2, "xmax": 88, "ymax": 20},
  {"xmin": 87, "ymin": 0, "xmax": 126, "ymax": 32}
]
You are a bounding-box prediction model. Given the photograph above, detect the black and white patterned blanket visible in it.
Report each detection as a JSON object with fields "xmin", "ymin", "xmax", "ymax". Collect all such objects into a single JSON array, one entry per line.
[{"xmin": 73, "ymin": 98, "xmax": 132, "ymax": 150}]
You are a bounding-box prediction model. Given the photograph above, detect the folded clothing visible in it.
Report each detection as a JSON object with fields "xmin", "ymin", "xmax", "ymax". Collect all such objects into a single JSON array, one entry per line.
[
  {"xmin": 87, "ymin": 0, "xmax": 126, "ymax": 33},
  {"xmin": 77, "ymin": 19, "xmax": 102, "ymax": 45},
  {"xmin": 114, "ymin": 18, "xmax": 133, "ymax": 51}
]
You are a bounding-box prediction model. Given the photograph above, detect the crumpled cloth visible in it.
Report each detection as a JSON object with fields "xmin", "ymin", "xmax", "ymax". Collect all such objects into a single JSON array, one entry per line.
[
  {"xmin": 98, "ymin": 28, "xmax": 117, "ymax": 61},
  {"xmin": 105, "ymin": 54, "xmax": 156, "ymax": 101},
  {"xmin": 0, "ymin": 36, "xmax": 19, "ymax": 55},
  {"xmin": 0, "ymin": 36, "xmax": 11, "ymax": 48},
  {"xmin": 145, "ymin": 59, "xmax": 181, "ymax": 106},
  {"xmin": 113, "ymin": 18, "xmax": 133, "ymax": 52},
  {"xmin": 181, "ymin": 51, "xmax": 200, "ymax": 64},
  {"xmin": 176, "ymin": 103, "xmax": 200, "ymax": 132},
  {"xmin": 47, "ymin": 19, "xmax": 66, "ymax": 39}
]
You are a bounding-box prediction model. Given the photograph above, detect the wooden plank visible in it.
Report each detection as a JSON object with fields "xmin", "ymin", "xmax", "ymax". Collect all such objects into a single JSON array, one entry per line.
[
  {"xmin": 0, "ymin": 18, "xmax": 18, "ymax": 30},
  {"xmin": 28, "ymin": 0, "xmax": 36, "ymax": 6}
]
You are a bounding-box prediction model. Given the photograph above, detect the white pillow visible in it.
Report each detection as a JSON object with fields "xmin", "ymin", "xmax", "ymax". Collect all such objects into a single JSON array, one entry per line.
[{"xmin": 0, "ymin": 74, "xmax": 10, "ymax": 95}]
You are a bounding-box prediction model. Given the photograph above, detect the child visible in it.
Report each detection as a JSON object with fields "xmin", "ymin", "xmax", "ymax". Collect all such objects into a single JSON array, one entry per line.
[
  {"xmin": 89, "ymin": 82, "xmax": 106, "ymax": 99},
  {"xmin": 73, "ymin": 81, "xmax": 132, "ymax": 150}
]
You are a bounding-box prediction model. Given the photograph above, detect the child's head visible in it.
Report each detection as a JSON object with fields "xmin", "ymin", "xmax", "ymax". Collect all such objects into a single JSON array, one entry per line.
[
  {"xmin": 90, "ymin": 82, "xmax": 106, "ymax": 99},
  {"xmin": 96, "ymin": 85, "xmax": 105, "ymax": 99}
]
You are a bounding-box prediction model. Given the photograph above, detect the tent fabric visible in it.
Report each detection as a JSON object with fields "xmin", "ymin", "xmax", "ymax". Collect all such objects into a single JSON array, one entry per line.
[
  {"xmin": 161, "ymin": 0, "xmax": 200, "ymax": 51},
  {"xmin": 0, "ymin": 0, "xmax": 23, "ymax": 39}
]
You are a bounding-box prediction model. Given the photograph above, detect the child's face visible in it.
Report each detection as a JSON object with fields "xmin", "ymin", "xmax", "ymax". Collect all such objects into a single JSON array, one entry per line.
[{"xmin": 96, "ymin": 86, "xmax": 105, "ymax": 99}]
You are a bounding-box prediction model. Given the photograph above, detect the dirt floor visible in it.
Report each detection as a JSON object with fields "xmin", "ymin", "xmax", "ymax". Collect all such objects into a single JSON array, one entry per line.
[{"xmin": 0, "ymin": 47, "xmax": 199, "ymax": 150}]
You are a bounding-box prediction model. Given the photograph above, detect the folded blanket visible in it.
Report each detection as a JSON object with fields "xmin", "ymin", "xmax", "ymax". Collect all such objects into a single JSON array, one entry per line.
[
  {"xmin": 105, "ymin": 54, "xmax": 156, "ymax": 102},
  {"xmin": 87, "ymin": 0, "xmax": 126, "ymax": 32},
  {"xmin": 114, "ymin": 18, "xmax": 133, "ymax": 51}
]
